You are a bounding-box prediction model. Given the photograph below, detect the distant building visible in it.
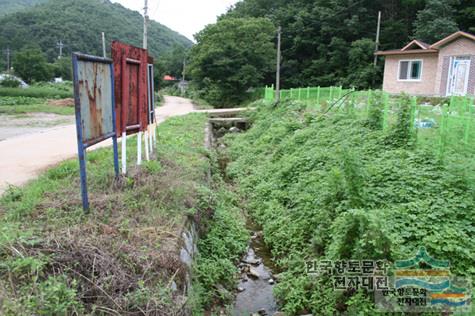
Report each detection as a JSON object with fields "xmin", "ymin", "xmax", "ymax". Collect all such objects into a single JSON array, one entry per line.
[
  {"xmin": 163, "ymin": 75, "xmax": 176, "ymax": 81},
  {"xmin": 376, "ymin": 31, "xmax": 475, "ymax": 97}
]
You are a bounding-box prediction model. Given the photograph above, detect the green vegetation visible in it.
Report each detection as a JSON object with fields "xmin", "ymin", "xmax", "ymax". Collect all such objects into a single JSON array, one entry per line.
[
  {"xmin": 0, "ymin": 83, "xmax": 75, "ymax": 115},
  {"xmin": 222, "ymin": 99, "xmax": 475, "ymax": 314},
  {"xmin": 414, "ymin": 0, "xmax": 459, "ymax": 43},
  {"xmin": 191, "ymin": 181, "xmax": 249, "ymax": 313},
  {"xmin": 189, "ymin": 17, "xmax": 276, "ymax": 107},
  {"xmin": 0, "ymin": 82, "xmax": 72, "ymax": 99},
  {"xmin": 0, "ymin": 0, "xmax": 191, "ymax": 67},
  {"xmin": 0, "ymin": 113, "xmax": 209, "ymax": 315},
  {"xmin": 153, "ymin": 45, "xmax": 189, "ymax": 90},
  {"xmin": 0, "ymin": 0, "xmax": 45, "ymax": 16},
  {"xmin": 0, "ymin": 76, "xmax": 21, "ymax": 88},
  {"xmin": 12, "ymin": 48, "xmax": 52, "ymax": 83}
]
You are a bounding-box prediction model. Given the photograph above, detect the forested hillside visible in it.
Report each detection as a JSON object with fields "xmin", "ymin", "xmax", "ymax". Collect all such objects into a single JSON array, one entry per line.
[
  {"xmin": 223, "ymin": 0, "xmax": 474, "ymax": 89},
  {"xmin": 189, "ymin": 0, "xmax": 475, "ymax": 105},
  {"xmin": 0, "ymin": 0, "xmax": 45, "ymax": 16},
  {"xmin": 0, "ymin": 0, "xmax": 192, "ymax": 62}
]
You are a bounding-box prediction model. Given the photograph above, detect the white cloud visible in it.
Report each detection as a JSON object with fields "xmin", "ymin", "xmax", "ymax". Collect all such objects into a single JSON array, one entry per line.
[{"xmin": 111, "ymin": 0, "xmax": 240, "ymax": 41}]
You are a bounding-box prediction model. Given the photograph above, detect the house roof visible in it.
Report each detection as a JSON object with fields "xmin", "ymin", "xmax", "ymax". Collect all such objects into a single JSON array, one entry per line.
[
  {"xmin": 429, "ymin": 31, "xmax": 475, "ymax": 49},
  {"xmin": 375, "ymin": 49, "xmax": 438, "ymax": 56},
  {"xmin": 401, "ymin": 39, "xmax": 431, "ymax": 51},
  {"xmin": 163, "ymin": 75, "xmax": 176, "ymax": 81},
  {"xmin": 375, "ymin": 31, "xmax": 475, "ymax": 56}
]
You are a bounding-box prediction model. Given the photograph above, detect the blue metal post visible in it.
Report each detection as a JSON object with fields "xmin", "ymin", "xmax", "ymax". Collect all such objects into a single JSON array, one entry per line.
[
  {"xmin": 110, "ymin": 63, "xmax": 120, "ymax": 177},
  {"xmin": 72, "ymin": 54, "xmax": 90, "ymax": 212}
]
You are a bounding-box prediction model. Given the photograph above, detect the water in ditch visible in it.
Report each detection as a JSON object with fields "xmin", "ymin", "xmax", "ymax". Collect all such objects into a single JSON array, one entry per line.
[
  {"xmin": 211, "ymin": 121, "xmax": 280, "ymax": 315},
  {"xmin": 232, "ymin": 218, "xmax": 279, "ymax": 316}
]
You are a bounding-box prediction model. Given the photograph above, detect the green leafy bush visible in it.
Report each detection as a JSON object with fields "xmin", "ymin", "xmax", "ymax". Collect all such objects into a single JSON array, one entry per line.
[
  {"xmin": 224, "ymin": 100, "xmax": 475, "ymax": 314},
  {"xmin": 192, "ymin": 182, "xmax": 249, "ymax": 311},
  {"xmin": 0, "ymin": 96, "xmax": 44, "ymax": 106},
  {"xmin": 0, "ymin": 77, "xmax": 20, "ymax": 88}
]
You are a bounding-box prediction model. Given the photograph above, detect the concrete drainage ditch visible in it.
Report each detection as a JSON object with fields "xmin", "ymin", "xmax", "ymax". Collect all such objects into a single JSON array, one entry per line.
[
  {"xmin": 176, "ymin": 109, "xmax": 282, "ymax": 315},
  {"xmin": 208, "ymin": 112, "xmax": 282, "ymax": 316}
]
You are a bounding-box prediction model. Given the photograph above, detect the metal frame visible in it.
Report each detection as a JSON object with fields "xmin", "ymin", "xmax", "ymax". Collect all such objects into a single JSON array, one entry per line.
[
  {"xmin": 72, "ymin": 52, "xmax": 120, "ymax": 212},
  {"xmin": 147, "ymin": 62, "xmax": 155, "ymax": 125}
]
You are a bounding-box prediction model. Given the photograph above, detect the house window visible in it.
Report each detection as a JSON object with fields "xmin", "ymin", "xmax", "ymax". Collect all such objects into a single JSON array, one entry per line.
[{"xmin": 398, "ymin": 60, "xmax": 422, "ymax": 81}]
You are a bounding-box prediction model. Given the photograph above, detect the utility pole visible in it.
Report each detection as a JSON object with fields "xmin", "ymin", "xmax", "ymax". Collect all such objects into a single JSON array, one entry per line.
[
  {"xmin": 374, "ymin": 11, "xmax": 381, "ymax": 66},
  {"xmin": 56, "ymin": 40, "xmax": 64, "ymax": 59},
  {"xmin": 182, "ymin": 57, "xmax": 186, "ymax": 82},
  {"xmin": 275, "ymin": 26, "xmax": 282, "ymax": 103},
  {"xmin": 101, "ymin": 32, "xmax": 106, "ymax": 58},
  {"xmin": 139, "ymin": 0, "xmax": 149, "ymax": 165},
  {"xmin": 143, "ymin": 0, "xmax": 148, "ymax": 50},
  {"xmin": 4, "ymin": 47, "xmax": 11, "ymax": 72}
]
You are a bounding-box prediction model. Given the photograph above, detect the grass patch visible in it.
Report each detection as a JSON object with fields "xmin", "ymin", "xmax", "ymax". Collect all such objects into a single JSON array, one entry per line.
[
  {"xmin": 224, "ymin": 100, "xmax": 475, "ymax": 314},
  {"xmin": 0, "ymin": 113, "xmax": 209, "ymax": 315},
  {"xmin": 190, "ymin": 178, "xmax": 249, "ymax": 314},
  {"xmin": 0, "ymin": 87, "xmax": 72, "ymax": 99},
  {"xmin": 0, "ymin": 103, "xmax": 74, "ymax": 116}
]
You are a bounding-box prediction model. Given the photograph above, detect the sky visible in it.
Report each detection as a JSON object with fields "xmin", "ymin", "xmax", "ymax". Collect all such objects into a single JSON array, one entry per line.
[{"xmin": 111, "ymin": 0, "xmax": 240, "ymax": 41}]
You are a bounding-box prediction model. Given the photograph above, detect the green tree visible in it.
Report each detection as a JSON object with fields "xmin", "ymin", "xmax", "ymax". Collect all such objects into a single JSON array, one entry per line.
[
  {"xmin": 345, "ymin": 38, "xmax": 380, "ymax": 89},
  {"xmin": 13, "ymin": 48, "xmax": 52, "ymax": 83},
  {"xmin": 414, "ymin": 0, "xmax": 459, "ymax": 43},
  {"xmin": 189, "ymin": 17, "xmax": 275, "ymax": 106},
  {"xmin": 224, "ymin": 0, "xmax": 427, "ymax": 89},
  {"xmin": 0, "ymin": 0, "xmax": 192, "ymax": 62},
  {"xmin": 51, "ymin": 57, "xmax": 72, "ymax": 80},
  {"xmin": 454, "ymin": 1, "xmax": 475, "ymax": 33}
]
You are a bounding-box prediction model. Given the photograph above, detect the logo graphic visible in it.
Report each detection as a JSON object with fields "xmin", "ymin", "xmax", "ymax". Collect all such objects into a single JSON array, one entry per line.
[{"xmin": 375, "ymin": 247, "xmax": 472, "ymax": 312}]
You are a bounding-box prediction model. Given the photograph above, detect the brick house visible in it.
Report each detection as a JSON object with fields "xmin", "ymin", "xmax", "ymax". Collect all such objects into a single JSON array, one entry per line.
[{"xmin": 376, "ymin": 31, "xmax": 475, "ymax": 97}]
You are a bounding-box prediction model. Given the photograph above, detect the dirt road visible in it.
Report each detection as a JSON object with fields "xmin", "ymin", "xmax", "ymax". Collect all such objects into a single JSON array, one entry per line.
[
  {"xmin": 0, "ymin": 113, "xmax": 74, "ymax": 141},
  {"xmin": 0, "ymin": 96, "xmax": 195, "ymax": 195}
]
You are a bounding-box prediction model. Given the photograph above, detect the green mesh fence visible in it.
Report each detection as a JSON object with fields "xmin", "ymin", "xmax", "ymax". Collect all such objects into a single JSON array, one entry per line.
[{"xmin": 263, "ymin": 86, "xmax": 475, "ymax": 165}]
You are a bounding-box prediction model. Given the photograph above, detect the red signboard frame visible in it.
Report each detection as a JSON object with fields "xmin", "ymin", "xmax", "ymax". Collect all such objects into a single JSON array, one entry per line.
[{"xmin": 111, "ymin": 41, "xmax": 148, "ymax": 136}]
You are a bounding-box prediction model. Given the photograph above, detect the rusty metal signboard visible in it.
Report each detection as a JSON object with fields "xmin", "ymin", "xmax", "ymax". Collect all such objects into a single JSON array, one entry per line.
[
  {"xmin": 72, "ymin": 53, "xmax": 119, "ymax": 212},
  {"xmin": 112, "ymin": 41, "xmax": 150, "ymax": 172},
  {"xmin": 111, "ymin": 41, "xmax": 148, "ymax": 136}
]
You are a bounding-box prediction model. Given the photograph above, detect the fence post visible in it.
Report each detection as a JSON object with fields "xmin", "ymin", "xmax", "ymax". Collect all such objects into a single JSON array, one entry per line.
[
  {"xmin": 307, "ymin": 87, "xmax": 310, "ymax": 100},
  {"xmin": 464, "ymin": 97, "xmax": 472, "ymax": 146},
  {"xmin": 351, "ymin": 88, "xmax": 356, "ymax": 114},
  {"xmin": 290, "ymin": 88, "xmax": 294, "ymax": 99},
  {"xmin": 438, "ymin": 104, "xmax": 448, "ymax": 160},
  {"xmin": 382, "ymin": 92, "xmax": 390, "ymax": 131},
  {"xmin": 338, "ymin": 86, "xmax": 343, "ymax": 99},
  {"xmin": 329, "ymin": 86, "xmax": 334, "ymax": 102},
  {"xmin": 298, "ymin": 88, "xmax": 302, "ymax": 100},
  {"xmin": 317, "ymin": 86, "xmax": 321, "ymax": 106},
  {"xmin": 410, "ymin": 96, "xmax": 418, "ymax": 142},
  {"xmin": 366, "ymin": 89, "xmax": 372, "ymax": 116}
]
